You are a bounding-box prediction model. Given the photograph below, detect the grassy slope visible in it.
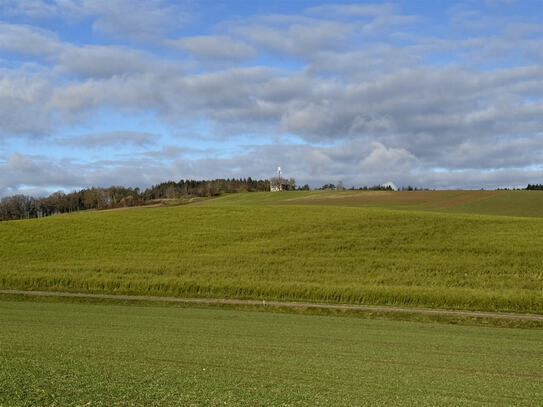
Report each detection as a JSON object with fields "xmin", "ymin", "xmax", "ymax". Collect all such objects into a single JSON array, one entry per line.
[
  {"xmin": 444, "ymin": 190, "xmax": 543, "ymax": 217},
  {"xmin": 1, "ymin": 201, "xmax": 542, "ymax": 313},
  {"xmin": 1, "ymin": 300, "xmax": 541, "ymax": 407},
  {"xmin": 198, "ymin": 189, "xmax": 543, "ymax": 217}
]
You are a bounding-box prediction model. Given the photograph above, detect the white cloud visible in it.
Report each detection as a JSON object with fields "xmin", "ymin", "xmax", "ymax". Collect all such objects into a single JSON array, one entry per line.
[
  {"xmin": 306, "ymin": 3, "xmax": 421, "ymax": 33},
  {"xmin": 0, "ymin": 71, "xmax": 55, "ymax": 134},
  {"xmin": 8, "ymin": 153, "xmax": 40, "ymax": 171},
  {"xmin": 0, "ymin": 22, "xmax": 61, "ymax": 56},
  {"xmin": 0, "ymin": 0, "xmax": 58, "ymax": 19},
  {"xmin": 172, "ymin": 36, "xmax": 256, "ymax": 60},
  {"xmin": 83, "ymin": 0, "xmax": 189, "ymax": 41},
  {"xmin": 361, "ymin": 143, "xmax": 417, "ymax": 171},
  {"xmin": 0, "ymin": 2, "xmax": 541, "ymax": 192},
  {"xmin": 234, "ymin": 21, "xmax": 353, "ymax": 58},
  {"xmin": 57, "ymin": 131, "xmax": 159, "ymax": 148},
  {"xmin": 1, "ymin": 0, "xmax": 190, "ymax": 41}
]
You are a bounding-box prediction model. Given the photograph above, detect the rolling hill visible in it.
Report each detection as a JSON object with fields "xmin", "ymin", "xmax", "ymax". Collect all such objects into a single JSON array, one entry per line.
[{"xmin": 1, "ymin": 190, "xmax": 542, "ymax": 314}]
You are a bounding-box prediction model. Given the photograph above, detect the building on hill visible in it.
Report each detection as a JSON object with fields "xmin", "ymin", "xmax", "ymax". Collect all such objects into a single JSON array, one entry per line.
[
  {"xmin": 270, "ymin": 166, "xmax": 295, "ymax": 191},
  {"xmin": 270, "ymin": 178, "xmax": 293, "ymax": 192}
]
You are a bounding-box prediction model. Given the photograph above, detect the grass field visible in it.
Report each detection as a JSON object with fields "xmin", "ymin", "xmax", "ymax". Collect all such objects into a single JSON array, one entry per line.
[
  {"xmin": 1, "ymin": 300, "xmax": 541, "ymax": 406},
  {"xmin": 1, "ymin": 191, "xmax": 542, "ymax": 314},
  {"xmin": 198, "ymin": 189, "xmax": 543, "ymax": 218}
]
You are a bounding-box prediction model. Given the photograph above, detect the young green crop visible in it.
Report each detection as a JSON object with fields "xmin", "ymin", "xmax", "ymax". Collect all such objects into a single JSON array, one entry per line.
[
  {"xmin": 198, "ymin": 189, "xmax": 543, "ymax": 218},
  {"xmin": 1, "ymin": 203, "xmax": 542, "ymax": 313},
  {"xmin": 1, "ymin": 300, "xmax": 541, "ymax": 406}
]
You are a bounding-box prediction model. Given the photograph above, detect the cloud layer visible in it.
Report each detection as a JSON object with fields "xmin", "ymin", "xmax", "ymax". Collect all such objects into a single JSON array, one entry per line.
[{"xmin": 0, "ymin": 0, "xmax": 542, "ymax": 195}]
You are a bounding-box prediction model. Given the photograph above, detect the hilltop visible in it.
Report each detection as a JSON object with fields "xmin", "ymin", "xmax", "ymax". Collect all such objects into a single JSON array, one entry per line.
[{"xmin": 197, "ymin": 189, "xmax": 543, "ymax": 218}]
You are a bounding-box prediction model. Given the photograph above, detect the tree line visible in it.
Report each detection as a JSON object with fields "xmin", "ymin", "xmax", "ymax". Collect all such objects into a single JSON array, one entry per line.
[
  {"xmin": 318, "ymin": 183, "xmax": 426, "ymax": 191},
  {"xmin": 526, "ymin": 184, "xmax": 543, "ymax": 190},
  {"xmin": 0, "ymin": 178, "xmax": 270, "ymax": 222}
]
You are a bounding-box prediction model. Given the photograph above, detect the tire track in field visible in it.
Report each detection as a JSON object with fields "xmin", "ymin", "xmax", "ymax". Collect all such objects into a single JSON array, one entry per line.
[{"xmin": 1, "ymin": 289, "xmax": 542, "ymax": 321}]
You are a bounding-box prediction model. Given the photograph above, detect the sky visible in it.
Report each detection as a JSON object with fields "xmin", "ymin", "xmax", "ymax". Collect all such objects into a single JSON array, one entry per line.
[{"xmin": 0, "ymin": 0, "xmax": 542, "ymax": 196}]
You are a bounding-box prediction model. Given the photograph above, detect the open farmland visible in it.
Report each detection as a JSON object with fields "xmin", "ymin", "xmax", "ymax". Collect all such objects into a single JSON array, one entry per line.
[
  {"xmin": 1, "ymin": 191, "xmax": 542, "ymax": 314},
  {"xmin": 198, "ymin": 189, "xmax": 543, "ymax": 218},
  {"xmin": 1, "ymin": 300, "xmax": 542, "ymax": 406}
]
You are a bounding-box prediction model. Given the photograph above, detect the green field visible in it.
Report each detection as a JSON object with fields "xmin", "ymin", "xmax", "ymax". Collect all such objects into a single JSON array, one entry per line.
[
  {"xmin": 1, "ymin": 300, "xmax": 541, "ymax": 406},
  {"xmin": 1, "ymin": 190, "xmax": 542, "ymax": 314},
  {"xmin": 198, "ymin": 189, "xmax": 543, "ymax": 218}
]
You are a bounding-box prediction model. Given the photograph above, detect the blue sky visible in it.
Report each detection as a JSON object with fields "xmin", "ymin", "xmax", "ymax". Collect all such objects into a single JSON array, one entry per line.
[{"xmin": 0, "ymin": 0, "xmax": 542, "ymax": 196}]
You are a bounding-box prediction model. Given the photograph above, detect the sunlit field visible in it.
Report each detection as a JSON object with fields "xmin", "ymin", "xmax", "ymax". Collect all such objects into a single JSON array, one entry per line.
[
  {"xmin": 2, "ymin": 191, "xmax": 542, "ymax": 314},
  {"xmin": 199, "ymin": 189, "xmax": 543, "ymax": 218},
  {"xmin": 1, "ymin": 300, "xmax": 541, "ymax": 406}
]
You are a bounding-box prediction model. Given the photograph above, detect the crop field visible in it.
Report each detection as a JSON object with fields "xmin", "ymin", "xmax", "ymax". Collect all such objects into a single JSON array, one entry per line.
[
  {"xmin": 1, "ymin": 300, "xmax": 541, "ymax": 406},
  {"xmin": 1, "ymin": 191, "xmax": 542, "ymax": 314},
  {"xmin": 199, "ymin": 189, "xmax": 543, "ymax": 218}
]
